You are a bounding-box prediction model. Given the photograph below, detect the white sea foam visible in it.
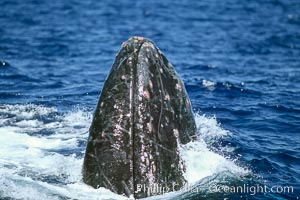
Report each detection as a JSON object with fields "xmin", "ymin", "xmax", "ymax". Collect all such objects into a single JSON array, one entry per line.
[
  {"xmin": 0, "ymin": 104, "xmax": 57, "ymax": 119},
  {"xmin": 0, "ymin": 104, "xmax": 248, "ymax": 200},
  {"xmin": 195, "ymin": 113, "xmax": 230, "ymax": 140},
  {"xmin": 181, "ymin": 114, "xmax": 247, "ymax": 184},
  {"xmin": 202, "ymin": 79, "xmax": 216, "ymax": 91}
]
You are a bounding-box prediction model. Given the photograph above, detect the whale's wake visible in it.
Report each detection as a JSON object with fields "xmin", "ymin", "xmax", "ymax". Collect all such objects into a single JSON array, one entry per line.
[{"xmin": 0, "ymin": 104, "xmax": 248, "ymax": 200}]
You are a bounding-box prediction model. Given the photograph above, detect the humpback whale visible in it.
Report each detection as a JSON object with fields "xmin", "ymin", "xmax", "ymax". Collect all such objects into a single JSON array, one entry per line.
[{"xmin": 82, "ymin": 36, "xmax": 196, "ymax": 198}]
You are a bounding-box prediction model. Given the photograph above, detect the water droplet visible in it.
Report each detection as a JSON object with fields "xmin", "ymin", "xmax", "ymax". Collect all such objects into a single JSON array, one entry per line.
[{"xmin": 173, "ymin": 129, "xmax": 179, "ymax": 137}]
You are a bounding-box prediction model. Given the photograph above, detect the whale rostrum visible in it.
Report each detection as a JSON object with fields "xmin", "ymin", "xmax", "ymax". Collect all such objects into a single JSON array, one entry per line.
[{"xmin": 82, "ymin": 36, "xmax": 196, "ymax": 198}]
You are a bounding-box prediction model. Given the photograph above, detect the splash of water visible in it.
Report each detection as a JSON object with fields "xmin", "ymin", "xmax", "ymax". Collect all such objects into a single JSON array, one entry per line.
[{"xmin": 0, "ymin": 104, "xmax": 248, "ymax": 199}]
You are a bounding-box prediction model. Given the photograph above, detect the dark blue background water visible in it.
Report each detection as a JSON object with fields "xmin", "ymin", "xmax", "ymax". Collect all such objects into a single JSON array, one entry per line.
[{"xmin": 0, "ymin": 0, "xmax": 299, "ymax": 199}]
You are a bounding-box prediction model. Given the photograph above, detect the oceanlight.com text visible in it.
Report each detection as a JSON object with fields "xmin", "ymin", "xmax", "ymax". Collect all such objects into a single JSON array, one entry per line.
[
  {"xmin": 208, "ymin": 183, "xmax": 294, "ymax": 196},
  {"xmin": 134, "ymin": 183, "xmax": 294, "ymax": 196}
]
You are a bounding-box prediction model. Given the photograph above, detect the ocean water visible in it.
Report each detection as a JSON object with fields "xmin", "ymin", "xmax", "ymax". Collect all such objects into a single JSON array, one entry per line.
[{"xmin": 0, "ymin": 0, "xmax": 299, "ymax": 199}]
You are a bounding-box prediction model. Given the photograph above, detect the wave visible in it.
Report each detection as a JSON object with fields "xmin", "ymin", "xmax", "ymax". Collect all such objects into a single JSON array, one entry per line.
[{"xmin": 0, "ymin": 104, "xmax": 248, "ymax": 199}]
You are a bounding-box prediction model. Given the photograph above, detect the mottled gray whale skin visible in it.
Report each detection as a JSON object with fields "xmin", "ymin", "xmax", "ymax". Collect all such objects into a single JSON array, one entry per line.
[{"xmin": 82, "ymin": 36, "xmax": 196, "ymax": 198}]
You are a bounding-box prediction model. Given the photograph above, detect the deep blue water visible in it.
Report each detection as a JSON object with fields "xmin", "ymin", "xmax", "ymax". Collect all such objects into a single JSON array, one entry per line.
[{"xmin": 0, "ymin": 0, "xmax": 299, "ymax": 199}]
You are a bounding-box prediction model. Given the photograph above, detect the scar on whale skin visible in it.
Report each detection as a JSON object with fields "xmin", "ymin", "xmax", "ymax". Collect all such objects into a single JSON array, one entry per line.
[{"xmin": 82, "ymin": 36, "xmax": 197, "ymax": 199}]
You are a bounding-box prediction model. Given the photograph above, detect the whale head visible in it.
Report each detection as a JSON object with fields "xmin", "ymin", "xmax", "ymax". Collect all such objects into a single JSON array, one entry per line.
[{"xmin": 82, "ymin": 36, "xmax": 196, "ymax": 198}]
